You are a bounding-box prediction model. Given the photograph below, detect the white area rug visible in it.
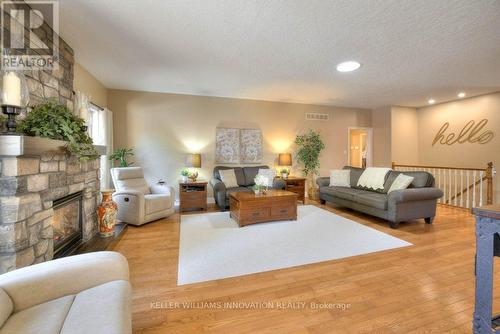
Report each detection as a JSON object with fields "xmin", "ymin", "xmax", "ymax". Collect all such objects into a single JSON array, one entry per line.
[{"xmin": 178, "ymin": 205, "xmax": 411, "ymax": 285}]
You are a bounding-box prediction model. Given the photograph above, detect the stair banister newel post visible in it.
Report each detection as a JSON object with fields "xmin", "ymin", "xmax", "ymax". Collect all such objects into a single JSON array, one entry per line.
[{"xmin": 486, "ymin": 162, "xmax": 494, "ymax": 205}]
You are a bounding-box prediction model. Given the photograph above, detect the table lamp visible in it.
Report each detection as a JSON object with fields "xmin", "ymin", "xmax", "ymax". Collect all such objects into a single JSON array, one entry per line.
[
  {"xmin": 278, "ymin": 153, "xmax": 292, "ymax": 179},
  {"xmin": 185, "ymin": 153, "xmax": 201, "ymax": 182}
]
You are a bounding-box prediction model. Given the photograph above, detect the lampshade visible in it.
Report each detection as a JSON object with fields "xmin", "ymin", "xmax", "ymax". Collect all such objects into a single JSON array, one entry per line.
[
  {"xmin": 185, "ymin": 153, "xmax": 201, "ymax": 168},
  {"xmin": 0, "ymin": 70, "xmax": 29, "ymax": 108},
  {"xmin": 278, "ymin": 153, "xmax": 292, "ymax": 166}
]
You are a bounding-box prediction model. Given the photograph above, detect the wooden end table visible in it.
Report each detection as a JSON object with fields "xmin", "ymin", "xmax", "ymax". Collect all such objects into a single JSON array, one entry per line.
[
  {"xmin": 179, "ymin": 181, "xmax": 207, "ymax": 212},
  {"xmin": 283, "ymin": 176, "xmax": 306, "ymax": 203},
  {"xmin": 229, "ymin": 189, "xmax": 298, "ymax": 227}
]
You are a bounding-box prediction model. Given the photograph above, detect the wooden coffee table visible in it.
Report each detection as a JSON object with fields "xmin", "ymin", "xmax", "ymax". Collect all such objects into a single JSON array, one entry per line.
[{"xmin": 229, "ymin": 190, "xmax": 298, "ymax": 227}]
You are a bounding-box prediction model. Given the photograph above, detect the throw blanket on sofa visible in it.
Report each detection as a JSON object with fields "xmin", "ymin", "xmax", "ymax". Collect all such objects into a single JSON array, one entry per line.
[{"xmin": 357, "ymin": 167, "xmax": 391, "ymax": 190}]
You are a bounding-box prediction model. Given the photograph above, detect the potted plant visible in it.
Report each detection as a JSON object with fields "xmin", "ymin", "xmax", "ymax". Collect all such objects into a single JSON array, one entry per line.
[
  {"xmin": 280, "ymin": 168, "xmax": 290, "ymax": 179},
  {"xmin": 253, "ymin": 174, "xmax": 269, "ymax": 195},
  {"xmin": 109, "ymin": 148, "xmax": 134, "ymax": 167},
  {"xmin": 0, "ymin": 114, "xmax": 7, "ymax": 133},
  {"xmin": 180, "ymin": 168, "xmax": 190, "ymax": 183},
  {"xmin": 294, "ymin": 129, "xmax": 325, "ymax": 200}
]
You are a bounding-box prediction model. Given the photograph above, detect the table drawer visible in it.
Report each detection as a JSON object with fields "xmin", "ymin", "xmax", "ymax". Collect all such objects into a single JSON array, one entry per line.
[
  {"xmin": 271, "ymin": 205, "xmax": 295, "ymax": 219},
  {"xmin": 241, "ymin": 208, "xmax": 270, "ymax": 222},
  {"xmin": 287, "ymin": 186, "xmax": 304, "ymax": 193},
  {"xmin": 181, "ymin": 191, "xmax": 206, "ymax": 201}
]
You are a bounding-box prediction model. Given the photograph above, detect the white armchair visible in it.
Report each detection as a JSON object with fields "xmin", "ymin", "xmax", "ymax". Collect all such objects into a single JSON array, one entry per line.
[
  {"xmin": 0, "ymin": 252, "xmax": 131, "ymax": 334},
  {"xmin": 111, "ymin": 167, "xmax": 175, "ymax": 226}
]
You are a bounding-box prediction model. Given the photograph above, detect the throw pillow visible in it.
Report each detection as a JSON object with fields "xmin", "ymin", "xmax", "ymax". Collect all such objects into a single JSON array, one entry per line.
[
  {"xmin": 219, "ymin": 169, "xmax": 239, "ymax": 188},
  {"xmin": 257, "ymin": 168, "xmax": 276, "ymax": 187},
  {"xmin": 329, "ymin": 169, "xmax": 351, "ymax": 187},
  {"xmin": 387, "ymin": 174, "xmax": 414, "ymax": 193}
]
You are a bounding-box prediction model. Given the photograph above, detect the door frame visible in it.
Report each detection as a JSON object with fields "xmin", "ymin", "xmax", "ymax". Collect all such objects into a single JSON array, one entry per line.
[{"xmin": 347, "ymin": 127, "xmax": 373, "ymax": 168}]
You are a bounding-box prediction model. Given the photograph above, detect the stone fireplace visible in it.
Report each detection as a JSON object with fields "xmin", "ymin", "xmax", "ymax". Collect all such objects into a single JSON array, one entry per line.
[
  {"xmin": 0, "ymin": 136, "xmax": 105, "ymax": 274},
  {"xmin": 0, "ymin": 1, "xmax": 106, "ymax": 274}
]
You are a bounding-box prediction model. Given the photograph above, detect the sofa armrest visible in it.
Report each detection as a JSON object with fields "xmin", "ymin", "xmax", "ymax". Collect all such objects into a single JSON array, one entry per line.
[
  {"xmin": 210, "ymin": 179, "xmax": 227, "ymax": 207},
  {"xmin": 273, "ymin": 178, "xmax": 285, "ymax": 189},
  {"xmin": 150, "ymin": 184, "xmax": 174, "ymax": 197},
  {"xmin": 388, "ymin": 187, "xmax": 444, "ymax": 204},
  {"xmin": 112, "ymin": 190, "xmax": 145, "ymax": 225},
  {"xmin": 0, "ymin": 251, "xmax": 129, "ymax": 312},
  {"xmin": 210, "ymin": 178, "xmax": 226, "ymax": 192},
  {"xmin": 316, "ymin": 177, "xmax": 330, "ymax": 188},
  {"xmin": 113, "ymin": 189, "xmax": 145, "ymax": 198}
]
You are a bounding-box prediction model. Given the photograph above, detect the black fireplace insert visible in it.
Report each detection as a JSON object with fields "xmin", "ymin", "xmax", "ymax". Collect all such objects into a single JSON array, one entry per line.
[{"xmin": 52, "ymin": 191, "xmax": 83, "ymax": 258}]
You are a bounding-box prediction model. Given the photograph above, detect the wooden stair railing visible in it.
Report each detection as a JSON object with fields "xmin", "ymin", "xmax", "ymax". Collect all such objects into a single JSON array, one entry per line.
[{"xmin": 392, "ymin": 162, "xmax": 495, "ymax": 209}]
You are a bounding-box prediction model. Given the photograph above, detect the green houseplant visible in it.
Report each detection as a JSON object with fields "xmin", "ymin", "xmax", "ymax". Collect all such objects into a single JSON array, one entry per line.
[
  {"xmin": 180, "ymin": 168, "xmax": 190, "ymax": 182},
  {"xmin": 109, "ymin": 148, "xmax": 134, "ymax": 167},
  {"xmin": 279, "ymin": 168, "xmax": 290, "ymax": 179},
  {"xmin": 16, "ymin": 100, "xmax": 98, "ymax": 161},
  {"xmin": 294, "ymin": 129, "xmax": 325, "ymax": 199},
  {"xmin": 0, "ymin": 114, "xmax": 7, "ymax": 132}
]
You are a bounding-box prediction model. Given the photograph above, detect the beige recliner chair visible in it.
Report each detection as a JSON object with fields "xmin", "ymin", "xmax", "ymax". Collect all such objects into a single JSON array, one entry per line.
[{"xmin": 111, "ymin": 167, "xmax": 175, "ymax": 226}]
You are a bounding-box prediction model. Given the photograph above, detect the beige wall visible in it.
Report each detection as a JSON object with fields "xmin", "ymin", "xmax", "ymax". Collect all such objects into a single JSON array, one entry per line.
[
  {"xmin": 73, "ymin": 63, "xmax": 108, "ymax": 108},
  {"xmin": 108, "ymin": 89, "xmax": 371, "ymax": 199},
  {"xmin": 391, "ymin": 106, "xmax": 419, "ymax": 165},
  {"xmin": 417, "ymin": 92, "xmax": 500, "ymax": 203},
  {"xmin": 371, "ymin": 106, "xmax": 392, "ymax": 167}
]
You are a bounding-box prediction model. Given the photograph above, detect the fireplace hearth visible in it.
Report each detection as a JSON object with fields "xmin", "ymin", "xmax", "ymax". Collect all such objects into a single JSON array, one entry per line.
[{"xmin": 53, "ymin": 191, "xmax": 83, "ymax": 258}]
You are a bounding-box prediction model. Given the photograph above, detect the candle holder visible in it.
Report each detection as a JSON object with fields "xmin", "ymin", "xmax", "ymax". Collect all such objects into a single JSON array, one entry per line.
[
  {"xmin": 1, "ymin": 105, "xmax": 21, "ymax": 134},
  {"xmin": 1, "ymin": 69, "xmax": 30, "ymax": 135}
]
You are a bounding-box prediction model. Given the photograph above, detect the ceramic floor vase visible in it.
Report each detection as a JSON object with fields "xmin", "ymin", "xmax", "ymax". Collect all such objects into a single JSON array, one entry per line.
[{"xmin": 97, "ymin": 190, "xmax": 118, "ymax": 237}]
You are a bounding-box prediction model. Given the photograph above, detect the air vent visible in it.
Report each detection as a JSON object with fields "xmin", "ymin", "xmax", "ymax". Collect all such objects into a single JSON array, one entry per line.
[{"xmin": 305, "ymin": 113, "xmax": 329, "ymax": 121}]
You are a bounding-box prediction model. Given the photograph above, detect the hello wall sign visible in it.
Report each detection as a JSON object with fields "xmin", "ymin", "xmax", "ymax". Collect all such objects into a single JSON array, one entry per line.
[{"xmin": 432, "ymin": 119, "xmax": 495, "ymax": 146}]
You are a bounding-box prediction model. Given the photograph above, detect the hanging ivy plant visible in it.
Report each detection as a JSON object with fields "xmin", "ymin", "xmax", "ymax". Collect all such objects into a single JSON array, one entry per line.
[{"xmin": 17, "ymin": 100, "xmax": 98, "ymax": 161}]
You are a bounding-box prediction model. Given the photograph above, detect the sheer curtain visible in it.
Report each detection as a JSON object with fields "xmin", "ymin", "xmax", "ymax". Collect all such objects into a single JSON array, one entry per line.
[{"xmin": 88, "ymin": 104, "xmax": 114, "ymax": 190}]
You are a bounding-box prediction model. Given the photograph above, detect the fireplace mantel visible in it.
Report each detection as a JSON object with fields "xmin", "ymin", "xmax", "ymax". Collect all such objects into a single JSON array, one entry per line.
[{"xmin": 0, "ymin": 135, "xmax": 106, "ymax": 156}]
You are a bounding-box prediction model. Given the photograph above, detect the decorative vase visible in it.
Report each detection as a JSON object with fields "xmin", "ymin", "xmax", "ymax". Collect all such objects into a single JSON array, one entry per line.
[
  {"xmin": 97, "ymin": 190, "xmax": 118, "ymax": 237},
  {"xmin": 281, "ymin": 173, "xmax": 288, "ymax": 179},
  {"xmin": 188, "ymin": 171, "xmax": 198, "ymax": 182},
  {"xmin": 254, "ymin": 188, "xmax": 261, "ymax": 195},
  {"xmin": 181, "ymin": 175, "xmax": 188, "ymax": 183}
]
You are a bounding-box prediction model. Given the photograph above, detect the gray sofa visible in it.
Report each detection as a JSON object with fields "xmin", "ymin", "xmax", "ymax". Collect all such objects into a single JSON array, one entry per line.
[
  {"xmin": 316, "ymin": 166, "xmax": 443, "ymax": 228},
  {"xmin": 210, "ymin": 165, "xmax": 285, "ymax": 210}
]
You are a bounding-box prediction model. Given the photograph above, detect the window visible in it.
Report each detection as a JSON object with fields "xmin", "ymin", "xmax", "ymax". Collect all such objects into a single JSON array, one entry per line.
[
  {"xmin": 88, "ymin": 104, "xmax": 105, "ymax": 146},
  {"xmin": 88, "ymin": 104, "xmax": 113, "ymax": 189}
]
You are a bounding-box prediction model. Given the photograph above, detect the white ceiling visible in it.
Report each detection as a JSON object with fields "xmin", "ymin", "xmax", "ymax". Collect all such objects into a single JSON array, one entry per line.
[{"xmin": 59, "ymin": 0, "xmax": 500, "ymax": 109}]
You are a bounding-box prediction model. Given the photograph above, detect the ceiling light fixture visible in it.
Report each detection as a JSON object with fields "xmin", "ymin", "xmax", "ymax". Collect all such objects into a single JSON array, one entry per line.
[
  {"xmin": 458, "ymin": 92, "xmax": 466, "ymax": 98},
  {"xmin": 336, "ymin": 61, "xmax": 361, "ymax": 72},
  {"xmin": 428, "ymin": 99, "xmax": 435, "ymax": 105}
]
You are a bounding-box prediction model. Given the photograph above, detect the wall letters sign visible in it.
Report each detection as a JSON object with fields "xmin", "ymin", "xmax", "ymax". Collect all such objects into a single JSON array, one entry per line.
[{"xmin": 432, "ymin": 119, "xmax": 494, "ymax": 146}]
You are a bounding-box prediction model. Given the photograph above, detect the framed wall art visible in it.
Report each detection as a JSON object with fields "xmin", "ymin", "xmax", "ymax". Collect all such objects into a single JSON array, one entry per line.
[{"xmin": 215, "ymin": 128, "xmax": 240, "ymax": 163}]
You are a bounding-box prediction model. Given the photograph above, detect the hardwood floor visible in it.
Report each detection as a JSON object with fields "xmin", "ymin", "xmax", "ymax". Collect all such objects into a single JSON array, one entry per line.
[{"xmin": 111, "ymin": 201, "xmax": 496, "ymax": 333}]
